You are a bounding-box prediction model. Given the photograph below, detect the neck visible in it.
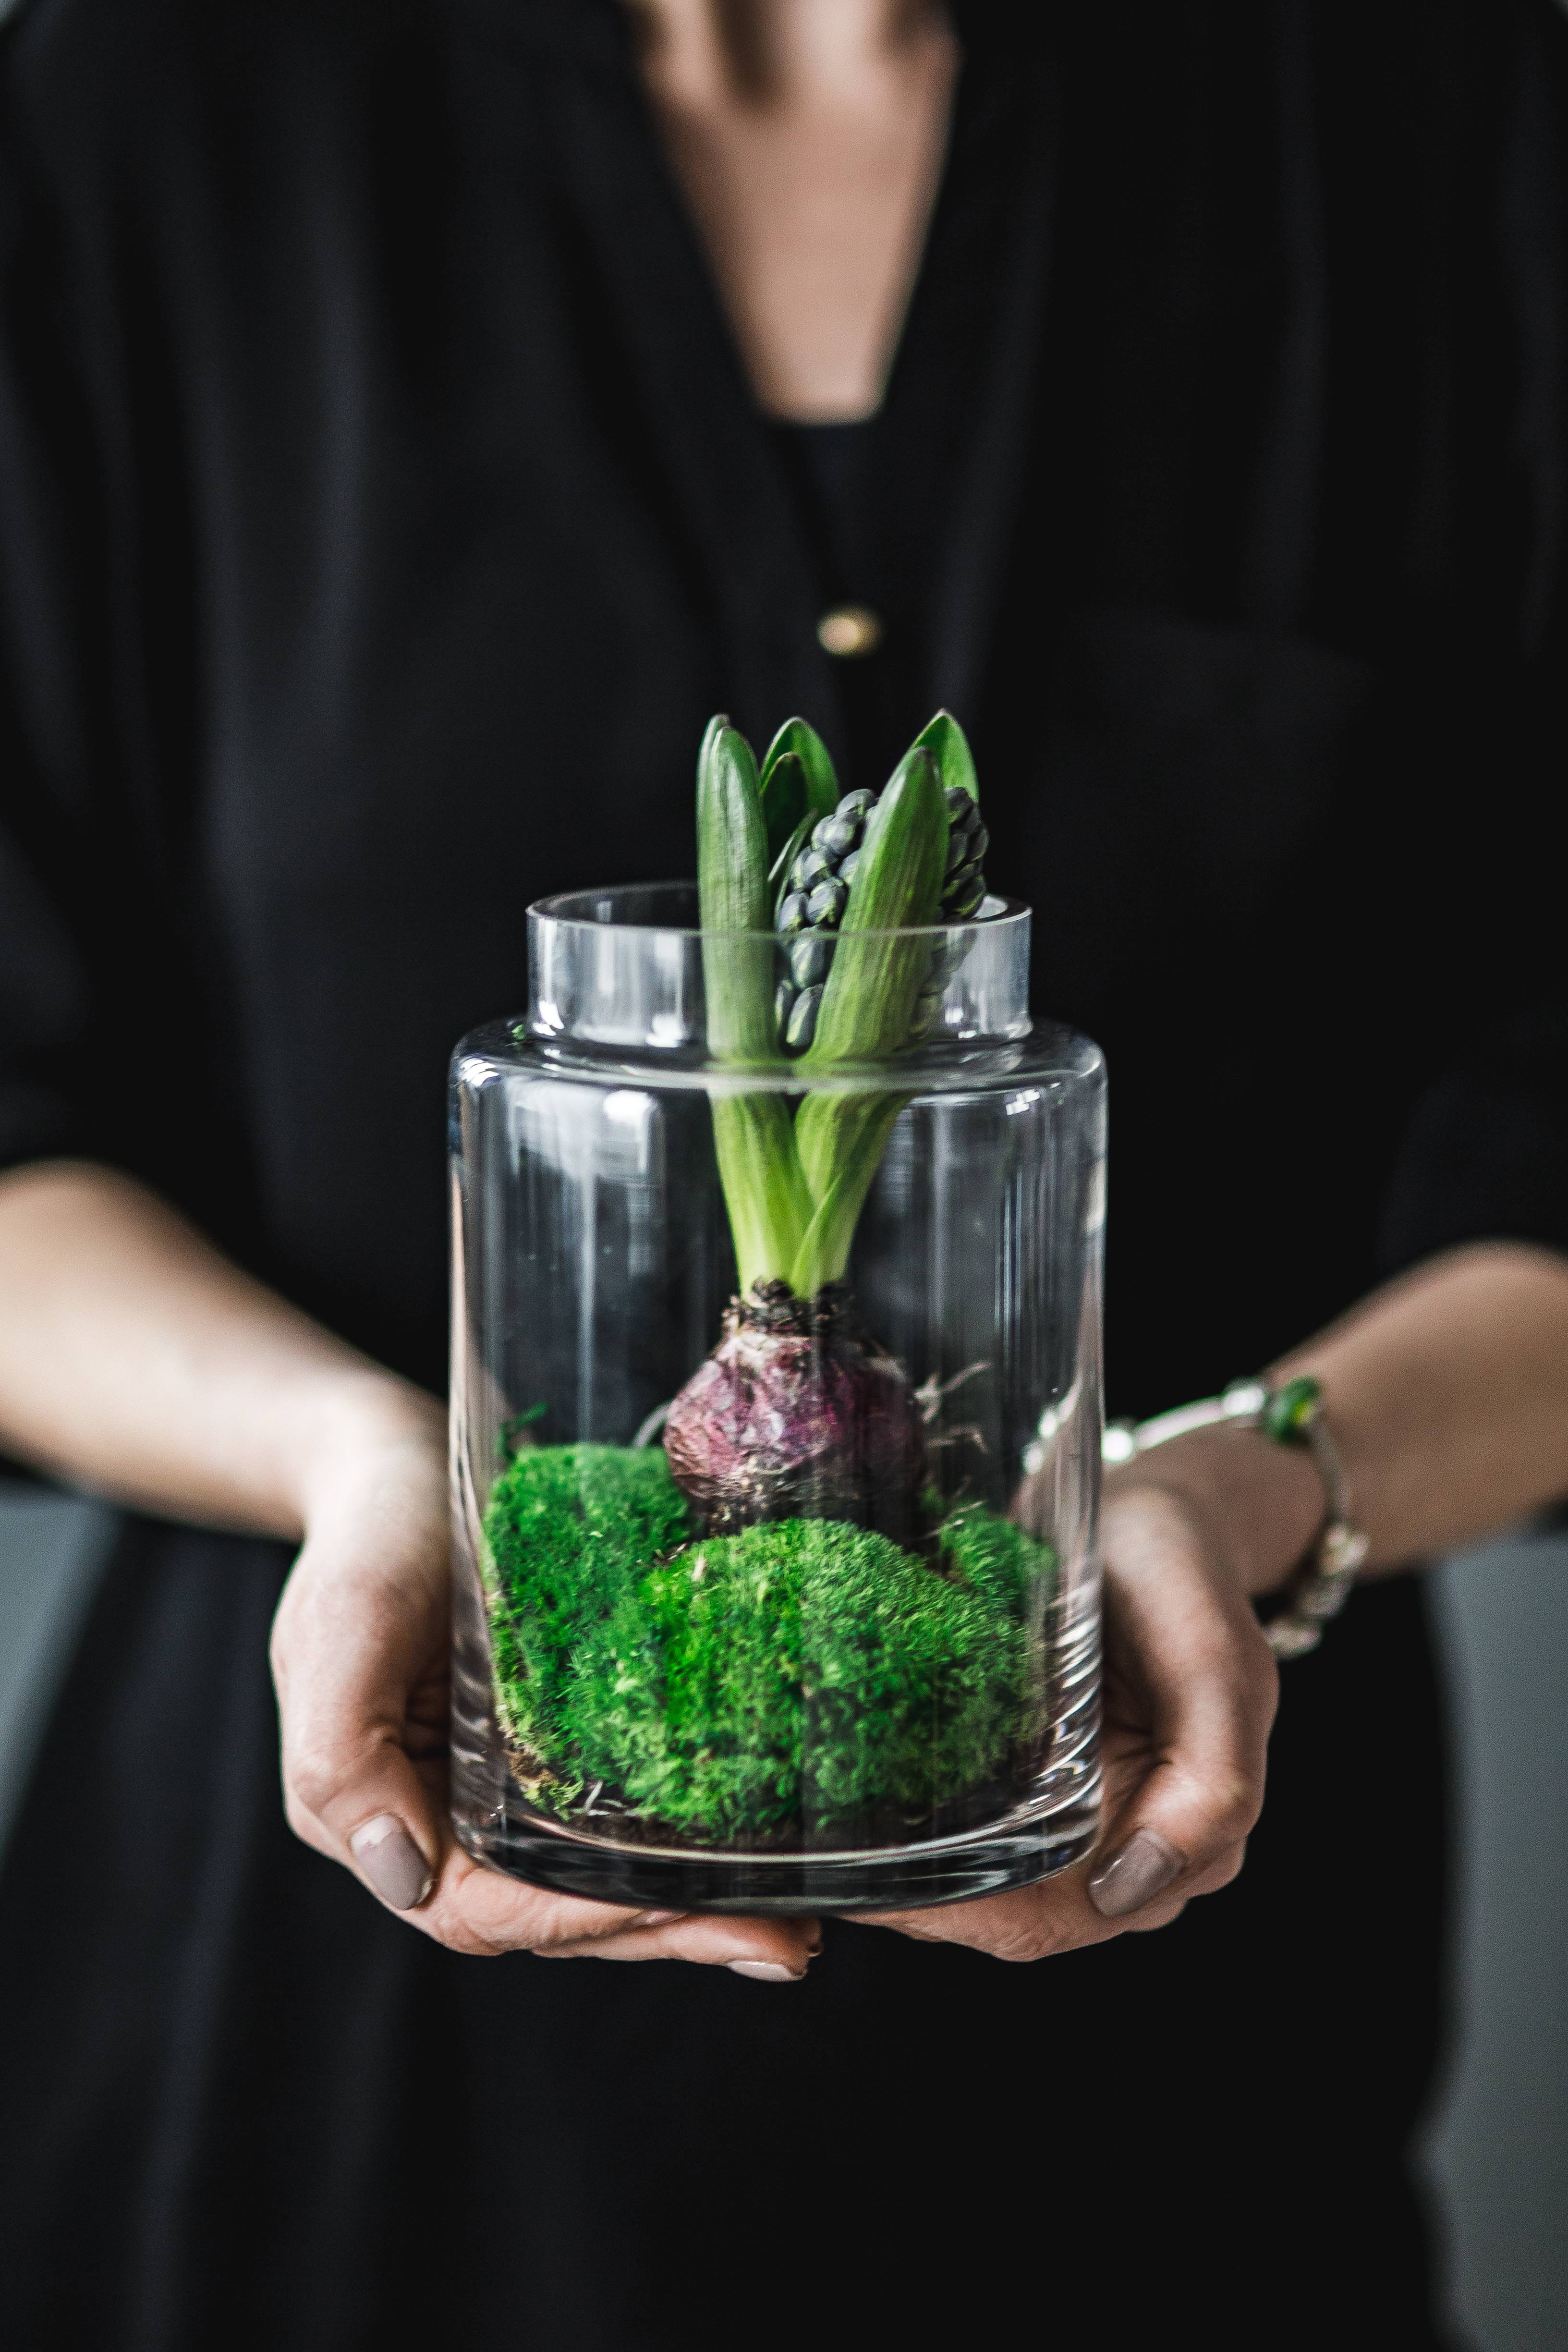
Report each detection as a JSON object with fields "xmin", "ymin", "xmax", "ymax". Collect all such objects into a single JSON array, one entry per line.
[{"xmin": 626, "ymin": 0, "xmax": 945, "ymax": 107}]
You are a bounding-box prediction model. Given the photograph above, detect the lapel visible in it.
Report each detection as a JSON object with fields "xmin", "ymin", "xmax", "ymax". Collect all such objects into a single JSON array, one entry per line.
[
  {"xmin": 543, "ymin": 8, "xmax": 839, "ymax": 750},
  {"xmin": 876, "ymin": 10, "xmax": 1063, "ymax": 720}
]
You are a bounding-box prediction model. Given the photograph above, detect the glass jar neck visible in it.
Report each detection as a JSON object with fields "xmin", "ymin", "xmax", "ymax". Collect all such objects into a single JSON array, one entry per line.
[{"xmin": 527, "ymin": 883, "xmax": 1032, "ymax": 1060}]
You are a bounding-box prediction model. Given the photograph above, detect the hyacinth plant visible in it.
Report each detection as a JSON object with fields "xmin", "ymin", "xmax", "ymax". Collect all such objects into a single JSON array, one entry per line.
[
  {"xmin": 479, "ymin": 709, "xmax": 1051, "ymax": 1851},
  {"xmin": 663, "ymin": 710, "xmax": 992, "ymax": 1543}
]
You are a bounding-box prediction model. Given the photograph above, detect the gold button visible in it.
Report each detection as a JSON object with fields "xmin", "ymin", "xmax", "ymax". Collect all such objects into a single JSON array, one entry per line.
[{"xmin": 816, "ymin": 604, "xmax": 884, "ymax": 658}]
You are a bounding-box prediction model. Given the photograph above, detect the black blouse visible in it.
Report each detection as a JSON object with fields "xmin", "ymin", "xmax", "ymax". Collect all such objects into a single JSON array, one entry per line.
[
  {"xmin": 0, "ymin": 3, "xmax": 1565, "ymax": 2345},
  {"xmin": 2, "ymin": 0, "xmax": 1565, "ymax": 1412}
]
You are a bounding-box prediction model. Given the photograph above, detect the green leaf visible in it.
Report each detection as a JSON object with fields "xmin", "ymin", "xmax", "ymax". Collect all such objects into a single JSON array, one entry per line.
[
  {"xmin": 759, "ymin": 718, "xmax": 839, "ymax": 837},
  {"xmin": 768, "ymin": 811, "xmax": 815, "ymax": 903},
  {"xmin": 757, "ymin": 748, "xmax": 807, "ymax": 868},
  {"xmin": 712, "ymin": 1092, "xmax": 813, "ymax": 1293},
  {"xmin": 801, "ymin": 745, "xmax": 947, "ymax": 1068},
  {"xmin": 911, "ymin": 709, "xmax": 980, "ymax": 806},
  {"xmin": 696, "ymin": 718, "xmax": 772, "ymax": 1061},
  {"xmin": 790, "ymin": 1090, "xmax": 906, "ymax": 1293},
  {"xmin": 695, "ymin": 715, "xmax": 810, "ymax": 1290}
]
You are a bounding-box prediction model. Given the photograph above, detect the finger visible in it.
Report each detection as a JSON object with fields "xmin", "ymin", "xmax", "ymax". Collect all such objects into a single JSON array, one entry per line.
[
  {"xmin": 275, "ymin": 1558, "xmax": 824, "ymax": 1965},
  {"xmin": 856, "ymin": 1869, "xmax": 1127, "ymax": 1960},
  {"xmin": 860, "ymin": 1502, "xmax": 1275, "ymax": 1959},
  {"xmin": 543, "ymin": 1913, "xmax": 822, "ymax": 1975},
  {"xmin": 1120, "ymin": 1839, "xmax": 1247, "ymax": 1932},
  {"xmin": 415, "ymin": 1840, "xmax": 825, "ymax": 1968},
  {"xmin": 1087, "ymin": 1499, "xmax": 1276, "ymax": 1918},
  {"xmin": 274, "ymin": 1561, "xmax": 453, "ymax": 1909}
]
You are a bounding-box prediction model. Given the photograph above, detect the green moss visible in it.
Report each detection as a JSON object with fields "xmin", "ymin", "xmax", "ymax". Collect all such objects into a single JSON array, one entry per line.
[
  {"xmin": 482, "ymin": 1443, "xmax": 695, "ymax": 1771},
  {"xmin": 482, "ymin": 1444, "xmax": 1054, "ymax": 1846}
]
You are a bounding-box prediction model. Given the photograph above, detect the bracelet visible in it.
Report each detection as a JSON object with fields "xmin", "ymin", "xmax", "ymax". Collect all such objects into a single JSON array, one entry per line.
[{"xmin": 1103, "ymin": 1375, "xmax": 1369, "ymax": 1660}]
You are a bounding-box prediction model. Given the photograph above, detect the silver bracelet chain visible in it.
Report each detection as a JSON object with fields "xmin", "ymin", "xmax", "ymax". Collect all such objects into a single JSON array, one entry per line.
[{"xmin": 1103, "ymin": 1375, "xmax": 1369, "ymax": 1660}]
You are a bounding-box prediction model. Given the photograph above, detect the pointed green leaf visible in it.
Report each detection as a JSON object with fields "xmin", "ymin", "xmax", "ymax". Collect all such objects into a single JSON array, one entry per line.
[
  {"xmin": 696, "ymin": 719, "xmax": 774, "ymax": 1062},
  {"xmin": 695, "ymin": 715, "xmax": 810, "ymax": 1289},
  {"xmin": 912, "ymin": 709, "xmax": 980, "ymax": 807},
  {"xmin": 758, "ymin": 748, "xmax": 808, "ymax": 867},
  {"xmin": 800, "ymin": 746, "xmax": 947, "ymax": 1069},
  {"xmin": 759, "ymin": 718, "xmax": 839, "ymax": 832}
]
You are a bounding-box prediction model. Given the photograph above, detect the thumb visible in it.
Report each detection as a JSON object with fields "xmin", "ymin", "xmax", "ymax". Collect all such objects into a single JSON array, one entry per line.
[
  {"xmin": 1088, "ymin": 1488, "xmax": 1277, "ymax": 1920},
  {"xmin": 272, "ymin": 1545, "xmax": 447, "ymax": 1911}
]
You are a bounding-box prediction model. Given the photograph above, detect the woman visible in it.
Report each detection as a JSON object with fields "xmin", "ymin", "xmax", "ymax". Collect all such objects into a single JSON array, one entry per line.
[{"xmin": 1, "ymin": 0, "xmax": 1566, "ymax": 2342}]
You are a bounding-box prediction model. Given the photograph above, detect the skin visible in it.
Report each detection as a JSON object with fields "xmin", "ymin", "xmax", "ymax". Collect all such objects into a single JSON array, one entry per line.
[
  {"xmin": 626, "ymin": 0, "xmax": 959, "ymax": 421},
  {"xmin": 4, "ymin": 3, "xmax": 1568, "ymax": 1974}
]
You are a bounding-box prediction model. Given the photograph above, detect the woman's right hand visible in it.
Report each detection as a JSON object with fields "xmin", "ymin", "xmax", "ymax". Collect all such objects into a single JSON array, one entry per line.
[{"xmin": 269, "ymin": 1389, "xmax": 818, "ymax": 1980}]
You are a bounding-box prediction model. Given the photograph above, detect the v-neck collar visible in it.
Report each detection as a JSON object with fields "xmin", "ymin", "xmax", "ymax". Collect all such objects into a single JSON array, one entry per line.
[{"xmin": 502, "ymin": 0, "xmax": 1061, "ymax": 763}]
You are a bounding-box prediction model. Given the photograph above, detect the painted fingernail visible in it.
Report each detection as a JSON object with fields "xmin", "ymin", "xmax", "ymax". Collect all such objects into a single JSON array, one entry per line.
[
  {"xmin": 350, "ymin": 1815, "xmax": 435, "ymax": 1911},
  {"xmin": 1087, "ymin": 1828, "xmax": 1183, "ymax": 1919},
  {"xmin": 726, "ymin": 1959, "xmax": 804, "ymax": 1983}
]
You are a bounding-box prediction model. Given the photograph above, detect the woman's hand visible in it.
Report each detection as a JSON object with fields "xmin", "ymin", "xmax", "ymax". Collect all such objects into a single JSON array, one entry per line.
[
  {"xmin": 858, "ymin": 1455, "xmax": 1291, "ymax": 1961},
  {"xmin": 270, "ymin": 1392, "xmax": 818, "ymax": 1979}
]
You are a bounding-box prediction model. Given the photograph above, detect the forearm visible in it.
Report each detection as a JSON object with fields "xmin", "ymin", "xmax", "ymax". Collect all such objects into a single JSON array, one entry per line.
[
  {"xmin": 0, "ymin": 1160, "xmax": 438, "ymax": 1535},
  {"xmin": 1109, "ymin": 1241, "xmax": 1568, "ymax": 1596}
]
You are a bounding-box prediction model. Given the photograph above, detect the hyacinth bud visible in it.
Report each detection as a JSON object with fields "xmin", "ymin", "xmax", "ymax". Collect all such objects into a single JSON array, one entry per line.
[
  {"xmin": 814, "ymin": 812, "xmax": 862, "ymax": 860},
  {"xmin": 771, "ymin": 729, "xmax": 992, "ymax": 1051},
  {"xmin": 785, "ymin": 984, "xmax": 823, "ymax": 1051},
  {"xmin": 773, "ymin": 977, "xmax": 796, "ymax": 1039},
  {"xmin": 790, "ymin": 931, "xmax": 835, "ymax": 989}
]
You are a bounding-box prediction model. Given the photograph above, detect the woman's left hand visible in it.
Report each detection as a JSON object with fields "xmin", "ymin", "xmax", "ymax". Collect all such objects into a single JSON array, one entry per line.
[{"xmin": 857, "ymin": 1461, "xmax": 1291, "ymax": 1961}]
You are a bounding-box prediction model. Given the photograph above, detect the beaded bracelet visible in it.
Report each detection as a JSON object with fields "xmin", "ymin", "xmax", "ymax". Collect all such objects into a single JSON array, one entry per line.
[{"xmin": 1102, "ymin": 1374, "xmax": 1369, "ymax": 1659}]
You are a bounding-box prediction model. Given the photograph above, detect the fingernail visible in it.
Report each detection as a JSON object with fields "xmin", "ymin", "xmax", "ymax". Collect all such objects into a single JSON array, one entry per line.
[
  {"xmin": 633, "ymin": 1909, "xmax": 685, "ymax": 1928},
  {"xmin": 1087, "ymin": 1828, "xmax": 1183, "ymax": 1919},
  {"xmin": 350, "ymin": 1815, "xmax": 435, "ymax": 1911},
  {"xmin": 726, "ymin": 1959, "xmax": 804, "ymax": 1983}
]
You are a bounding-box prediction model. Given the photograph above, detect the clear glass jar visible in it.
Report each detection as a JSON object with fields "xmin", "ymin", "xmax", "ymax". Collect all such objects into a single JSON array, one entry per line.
[{"xmin": 449, "ymin": 884, "xmax": 1105, "ymax": 1913}]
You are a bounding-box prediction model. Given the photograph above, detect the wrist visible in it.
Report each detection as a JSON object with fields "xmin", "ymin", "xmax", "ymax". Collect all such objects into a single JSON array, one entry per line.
[
  {"xmin": 1104, "ymin": 1422, "xmax": 1325, "ymax": 1601},
  {"xmin": 288, "ymin": 1371, "xmax": 445, "ymax": 1531}
]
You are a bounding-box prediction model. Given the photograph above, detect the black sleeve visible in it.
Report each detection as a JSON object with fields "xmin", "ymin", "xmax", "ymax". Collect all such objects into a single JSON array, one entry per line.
[
  {"xmin": 1378, "ymin": 0, "xmax": 1568, "ymax": 1278},
  {"xmin": 0, "ymin": 7, "xmax": 193, "ymax": 1187},
  {"xmin": 0, "ymin": 24, "xmax": 112, "ymax": 1172}
]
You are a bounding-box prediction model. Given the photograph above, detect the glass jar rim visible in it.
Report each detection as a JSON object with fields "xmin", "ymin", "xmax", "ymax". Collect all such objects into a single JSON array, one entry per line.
[{"xmin": 530, "ymin": 881, "xmax": 1030, "ymax": 943}]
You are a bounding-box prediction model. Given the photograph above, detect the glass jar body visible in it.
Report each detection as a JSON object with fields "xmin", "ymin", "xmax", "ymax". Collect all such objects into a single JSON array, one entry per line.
[{"xmin": 450, "ymin": 888, "xmax": 1104, "ymax": 1912}]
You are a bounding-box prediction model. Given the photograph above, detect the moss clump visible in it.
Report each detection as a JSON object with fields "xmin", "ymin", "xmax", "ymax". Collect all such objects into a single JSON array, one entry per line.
[
  {"xmin": 481, "ymin": 1442, "xmax": 694, "ymax": 1768},
  {"xmin": 482, "ymin": 1443, "xmax": 1053, "ymax": 1847}
]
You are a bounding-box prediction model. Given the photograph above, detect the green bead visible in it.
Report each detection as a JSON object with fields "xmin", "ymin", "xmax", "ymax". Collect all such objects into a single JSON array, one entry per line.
[
  {"xmin": 1264, "ymin": 1375, "xmax": 1321, "ymax": 1444},
  {"xmin": 773, "ymin": 977, "xmax": 797, "ymax": 1039},
  {"xmin": 785, "ymin": 984, "xmax": 822, "ymax": 1051},
  {"xmin": 805, "ymin": 877, "xmax": 849, "ymax": 927},
  {"xmin": 789, "ymin": 930, "xmax": 834, "ymax": 989}
]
